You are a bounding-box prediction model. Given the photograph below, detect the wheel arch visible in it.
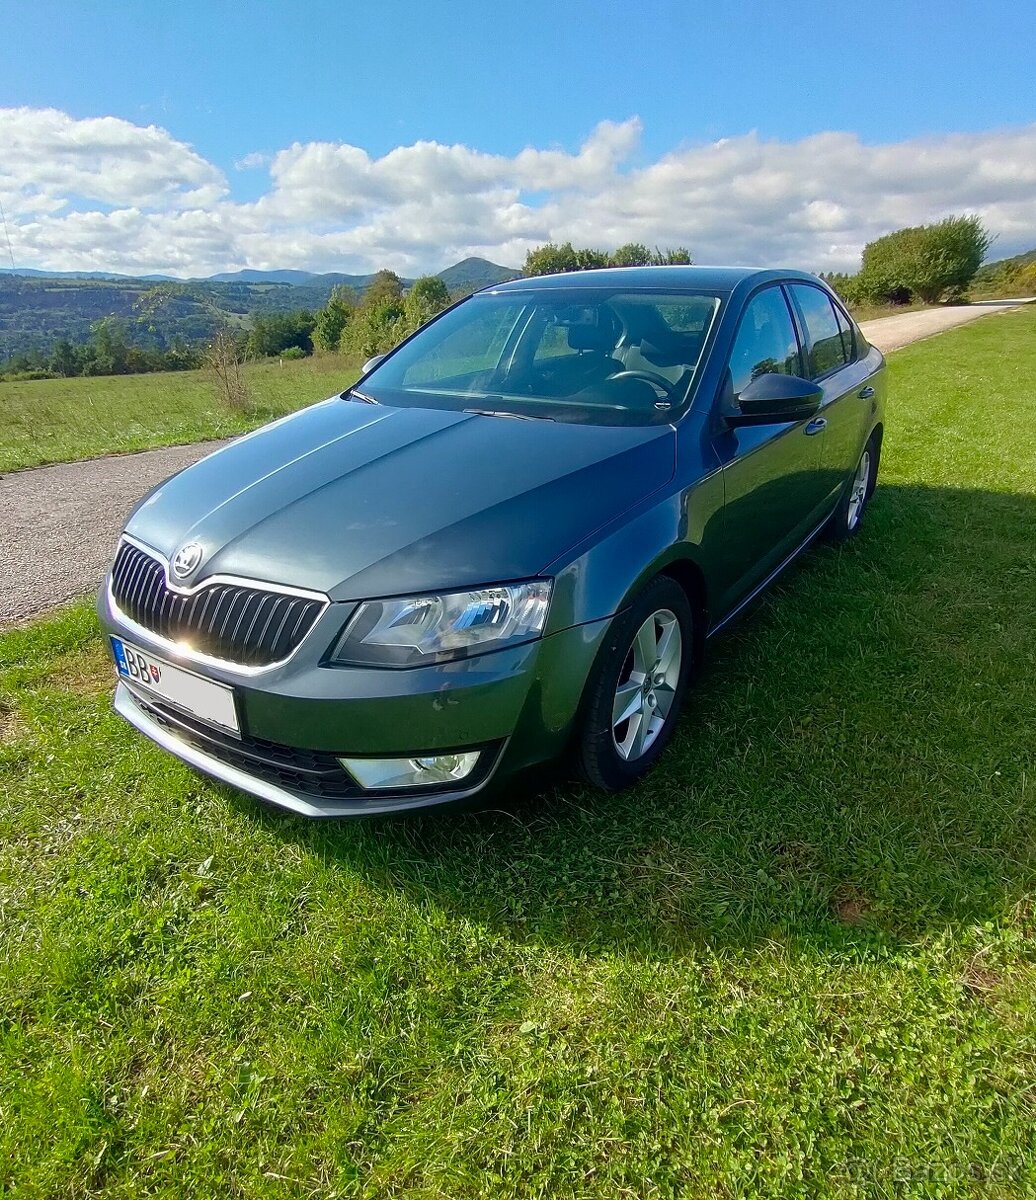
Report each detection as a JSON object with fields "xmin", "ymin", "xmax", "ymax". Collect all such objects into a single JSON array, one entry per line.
[{"xmin": 608, "ymin": 549, "xmax": 709, "ymax": 667}]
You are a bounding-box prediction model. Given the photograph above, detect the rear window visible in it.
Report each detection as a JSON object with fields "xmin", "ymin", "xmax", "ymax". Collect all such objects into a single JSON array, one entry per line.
[{"xmin": 790, "ymin": 284, "xmax": 850, "ymax": 378}]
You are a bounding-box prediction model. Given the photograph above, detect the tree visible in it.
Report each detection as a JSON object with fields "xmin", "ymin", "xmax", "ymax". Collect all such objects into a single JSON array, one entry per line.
[
  {"xmin": 89, "ymin": 317, "xmax": 130, "ymax": 375},
  {"xmin": 50, "ymin": 339, "xmax": 79, "ymax": 377},
  {"xmin": 344, "ymin": 295, "xmax": 407, "ymax": 357},
  {"xmin": 609, "ymin": 242, "xmax": 653, "ymax": 267},
  {"xmin": 246, "ymin": 309, "xmax": 315, "ymax": 357},
  {"xmin": 363, "ymin": 270, "xmax": 404, "ymax": 305},
  {"xmin": 523, "ymin": 242, "xmax": 580, "ymax": 276},
  {"xmin": 858, "ymin": 215, "xmax": 992, "ymax": 304},
  {"xmin": 652, "ymin": 247, "xmax": 692, "ymax": 265},
  {"xmin": 312, "ymin": 285, "xmax": 355, "ymax": 352},
  {"xmin": 574, "ymin": 247, "xmax": 609, "ymax": 270},
  {"xmin": 404, "ymin": 275, "xmax": 451, "ymax": 331}
]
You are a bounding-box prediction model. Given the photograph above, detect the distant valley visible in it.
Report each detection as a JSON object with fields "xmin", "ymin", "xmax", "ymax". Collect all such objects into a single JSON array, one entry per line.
[{"xmin": 0, "ymin": 257, "xmax": 520, "ymax": 358}]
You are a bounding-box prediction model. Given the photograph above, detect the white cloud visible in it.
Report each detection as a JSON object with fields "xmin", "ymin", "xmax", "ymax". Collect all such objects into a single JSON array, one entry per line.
[
  {"xmin": 234, "ymin": 151, "xmax": 270, "ymax": 171},
  {"xmin": 1, "ymin": 106, "xmax": 1034, "ymax": 277},
  {"xmin": 0, "ymin": 107, "xmax": 226, "ymax": 219}
]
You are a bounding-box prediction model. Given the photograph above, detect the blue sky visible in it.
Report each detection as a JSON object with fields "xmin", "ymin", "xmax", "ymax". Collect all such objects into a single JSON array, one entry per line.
[{"xmin": 1, "ymin": 0, "xmax": 1034, "ymax": 276}]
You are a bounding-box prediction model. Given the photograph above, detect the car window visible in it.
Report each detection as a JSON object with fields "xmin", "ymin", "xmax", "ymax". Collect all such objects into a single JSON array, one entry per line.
[
  {"xmin": 791, "ymin": 284, "xmax": 850, "ymax": 378},
  {"xmin": 364, "ymin": 288, "xmax": 721, "ymax": 427},
  {"xmin": 400, "ymin": 302, "xmax": 524, "ymax": 387},
  {"xmin": 727, "ymin": 287, "xmax": 801, "ymax": 398},
  {"xmin": 833, "ymin": 300, "xmax": 856, "ymax": 362}
]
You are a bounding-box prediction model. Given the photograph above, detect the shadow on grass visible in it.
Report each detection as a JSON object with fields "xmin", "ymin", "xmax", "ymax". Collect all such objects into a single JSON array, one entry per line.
[{"xmin": 230, "ymin": 482, "xmax": 1036, "ymax": 959}]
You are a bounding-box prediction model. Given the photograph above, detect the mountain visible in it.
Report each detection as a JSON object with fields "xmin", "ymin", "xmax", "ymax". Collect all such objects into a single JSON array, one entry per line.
[
  {"xmin": 0, "ymin": 256, "xmax": 523, "ymax": 358},
  {"xmin": 436, "ymin": 256, "xmax": 520, "ymax": 290},
  {"xmin": 203, "ymin": 268, "xmax": 380, "ymax": 286},
  {"xmin": 0, "ymin": 255, "xmax": 519, "ymax": 290},
  {"xmin": 0, "ymin": 266, "xmax": 177, "ymax": 282}
]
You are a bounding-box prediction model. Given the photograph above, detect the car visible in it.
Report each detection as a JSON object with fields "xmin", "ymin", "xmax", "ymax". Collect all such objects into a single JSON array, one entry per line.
[{"xmin": 98, "ymin": 266, "xmax": 885, "ymax": 817}]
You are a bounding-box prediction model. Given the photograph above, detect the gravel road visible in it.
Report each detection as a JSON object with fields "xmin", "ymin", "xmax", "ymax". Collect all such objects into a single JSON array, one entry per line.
[
  {"xmin": 858, "ymin": 299, "xmax": 1030, "ymax": 353},
  {"xmin": 0, "ymin": 441, "xmax": 227, "ymax": 625},
  {"xmin": 0, "ymin": 299, "xmax": 1031, "ymax": 627}
]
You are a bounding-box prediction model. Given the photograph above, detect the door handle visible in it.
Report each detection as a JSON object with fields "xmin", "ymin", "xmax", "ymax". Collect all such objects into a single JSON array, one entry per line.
[
  {"xmin": 858, "ymin": 386, "xmax": 875, "ymax": 399},
  {"xmin": 804, "ymin": 417, "xmax": 827, "ymax": 435}
]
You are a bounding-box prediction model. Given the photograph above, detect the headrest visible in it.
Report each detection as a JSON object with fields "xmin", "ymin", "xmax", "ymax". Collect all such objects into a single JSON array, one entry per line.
[{"xmin": 567, "ymin": 320, "xmax": 615, "ymax": 354}]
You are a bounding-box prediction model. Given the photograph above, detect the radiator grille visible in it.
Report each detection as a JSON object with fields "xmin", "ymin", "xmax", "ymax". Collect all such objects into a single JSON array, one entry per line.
[{"xmin": 109, "ymin": 540, "xmax": 325, "ymax": 668}]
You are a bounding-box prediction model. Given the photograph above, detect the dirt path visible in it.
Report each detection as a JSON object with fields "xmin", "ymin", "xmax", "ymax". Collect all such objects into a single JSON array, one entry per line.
[
  {"xmin": 1, "ymin": 299, "xmax": 1032, "ymax": 627},
  {"xmin": 858, "ymin": 299, "xmax": 1031, "ymax": 353}
]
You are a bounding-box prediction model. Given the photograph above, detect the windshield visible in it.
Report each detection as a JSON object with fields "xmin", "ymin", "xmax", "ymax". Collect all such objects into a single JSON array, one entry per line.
[{"xmin": 358, "ymin": 287, "xmax": 722, "ymax": 426}]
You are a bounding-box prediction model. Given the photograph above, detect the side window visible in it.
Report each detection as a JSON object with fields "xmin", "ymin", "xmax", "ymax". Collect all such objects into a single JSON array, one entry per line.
[
  {"xmin": 833, "ymin": 301, "xmax": 856, "ymax": 362},
  {"xmin": 727, "ymin": 287, "xmax": 802, "ymax": 398},
  {"xmin": 791, "ymin": 284, "xmax": 849, "ymax": 378}
]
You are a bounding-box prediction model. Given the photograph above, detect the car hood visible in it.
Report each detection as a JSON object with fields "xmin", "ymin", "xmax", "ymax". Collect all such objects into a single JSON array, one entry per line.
[{"xmin": 125, "ymin": 396, "xmax": 675, "ymax": 599}]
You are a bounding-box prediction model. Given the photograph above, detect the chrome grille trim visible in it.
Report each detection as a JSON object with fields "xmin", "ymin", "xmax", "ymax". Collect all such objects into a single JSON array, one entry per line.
[{"xmin": 107, "ymin": 535, "xmax": 330, "ymax": 674}]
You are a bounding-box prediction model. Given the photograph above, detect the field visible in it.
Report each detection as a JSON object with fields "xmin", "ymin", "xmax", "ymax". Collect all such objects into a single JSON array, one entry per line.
[
  {"xmin": 2, "ymin": 306, "xmax": 1035, "ymax": 1197},
  {"xmin": 0, "ymin": 354, "xmax": 361, "ymax": 474}
]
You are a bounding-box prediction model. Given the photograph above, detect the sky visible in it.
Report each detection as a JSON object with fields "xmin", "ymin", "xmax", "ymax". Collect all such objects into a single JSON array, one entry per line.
[{"xmin": 1, "ymin": 0, "xmax": 1034, "ymax": 278}]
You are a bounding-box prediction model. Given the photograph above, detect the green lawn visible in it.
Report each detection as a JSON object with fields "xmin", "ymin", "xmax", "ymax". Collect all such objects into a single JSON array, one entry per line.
[
  {"xmin": 0, "ymin": 354, "xmax": 360, "ymax": 474},
  {"xmin": 2, "ymin": 307, "xmax": 1035, "ymax": 1197}
]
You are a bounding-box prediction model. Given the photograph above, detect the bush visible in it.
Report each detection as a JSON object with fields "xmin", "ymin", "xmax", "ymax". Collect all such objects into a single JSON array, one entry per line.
[
  {"xmin": 278, "ymin": 345, "xmax": 306, "ymax": 360},
  {"xmin": 857, "ymin": 215, "xmax": 991, "ymax": 304}
]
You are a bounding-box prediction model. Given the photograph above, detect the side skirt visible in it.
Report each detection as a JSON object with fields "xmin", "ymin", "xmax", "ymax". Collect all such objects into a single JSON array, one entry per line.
[{"xmin": 705, "ymin": 508, "xmax": 836, "ymax": 640}]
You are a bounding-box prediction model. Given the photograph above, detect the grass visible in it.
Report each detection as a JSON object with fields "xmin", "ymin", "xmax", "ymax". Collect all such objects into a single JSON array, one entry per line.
[
  {"xmin": 0, "ymin": 354, "xmax": 360, "ymax": 474},
  {"xmin": 2, "ymin": 306, "xmax": 1036, "ymax": 1197}
]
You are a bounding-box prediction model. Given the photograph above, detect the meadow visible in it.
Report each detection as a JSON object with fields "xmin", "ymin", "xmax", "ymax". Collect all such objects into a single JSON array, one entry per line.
[
  {"xmin": 0, "ymin": 354, "xmax": 361, "ymax": 474},
  {"xmin": 1, "ymin": 307, "xmax": 1035, "ymax": 1197}
]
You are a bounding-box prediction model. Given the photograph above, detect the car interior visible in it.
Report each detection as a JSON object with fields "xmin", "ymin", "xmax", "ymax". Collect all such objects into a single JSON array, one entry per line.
[{"xmin": 502, "ymin": 297, "xmax": 714, "ymax": 411}]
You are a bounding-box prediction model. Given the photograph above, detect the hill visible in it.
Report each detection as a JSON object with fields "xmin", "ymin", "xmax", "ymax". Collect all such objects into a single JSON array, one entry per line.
[
  {"xmin": 0, "ymin": 257, "xmax": 519, "ymax": 358},
  {"xmin": 972, "ymin": 247, "xmax": 1036, "ymax": 299},
  {"xmin": 435, "ymin": 256, "xmax": 521, "ymax": 291}
]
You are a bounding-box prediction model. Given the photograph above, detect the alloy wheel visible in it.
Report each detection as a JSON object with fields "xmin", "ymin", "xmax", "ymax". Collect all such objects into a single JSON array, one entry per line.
[
  {"xmin": 611, "ymin": 608, "xmax": 683, "ymax": 761},
  {"xmin": 846, "ymin": 449, "xmax": 871, "ymax": 532}
]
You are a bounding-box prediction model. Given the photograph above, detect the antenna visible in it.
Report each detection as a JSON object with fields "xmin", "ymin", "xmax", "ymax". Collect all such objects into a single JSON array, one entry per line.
[{"xmin": 0, "ymin": 197, "xmax": 16, "ymax": 270}]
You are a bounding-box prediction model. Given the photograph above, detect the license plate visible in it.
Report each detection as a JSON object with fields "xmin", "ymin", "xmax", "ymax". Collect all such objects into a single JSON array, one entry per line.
[{"xmin": 111, "ymin": 637, "xmax": 240, "ymax": 735}]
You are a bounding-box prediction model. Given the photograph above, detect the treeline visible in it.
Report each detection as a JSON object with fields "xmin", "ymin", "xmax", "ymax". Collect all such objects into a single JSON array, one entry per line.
[
  {"xmin": 824, "ymin": 215, "xmax": 991, "ymax": 307},
  {"xmin": 310, "ymin": 272, "xmax": 453, "ymax": 357},
  {"xmin": 522, "ymin": 242, "xmax": 692, "ymax": 275},
  {"xmin": 0, "ymin": 317, "xmax": 202, "ymax": 381}
]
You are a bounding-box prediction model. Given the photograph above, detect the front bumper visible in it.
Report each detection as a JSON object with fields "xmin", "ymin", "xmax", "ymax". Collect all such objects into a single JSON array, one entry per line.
[{"xmin": 100, "ymin": 585, "xmax": 610, "ymax": 817}]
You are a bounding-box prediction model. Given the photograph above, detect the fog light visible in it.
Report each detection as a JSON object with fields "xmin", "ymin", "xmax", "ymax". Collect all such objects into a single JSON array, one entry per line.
[{"xmin": 338, "ymin": 751, "xmax": 481, "ymax": 790}]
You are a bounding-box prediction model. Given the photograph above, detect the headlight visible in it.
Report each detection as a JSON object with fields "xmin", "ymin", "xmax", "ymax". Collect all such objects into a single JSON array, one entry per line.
[{"xmin": 331, "ymin": 580, "xmax": 552, "ymax": 667}]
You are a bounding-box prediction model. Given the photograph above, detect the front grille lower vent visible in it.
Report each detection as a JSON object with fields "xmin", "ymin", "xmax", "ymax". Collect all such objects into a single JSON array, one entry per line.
[{"xmin": 110, "ymin": 540, "xmax": 325, "ymax": 668}]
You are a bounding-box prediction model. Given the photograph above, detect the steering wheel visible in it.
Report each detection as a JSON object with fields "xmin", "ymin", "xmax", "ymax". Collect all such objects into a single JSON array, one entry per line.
[{"xmin": 606, "ymin": 369, "xmax": 675, "ymax": 399}]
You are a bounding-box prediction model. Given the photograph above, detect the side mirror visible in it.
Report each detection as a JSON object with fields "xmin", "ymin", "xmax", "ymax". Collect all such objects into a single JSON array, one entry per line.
[
  {"xmin": 730, "ymin": 373, "xmax": 822, "ymax": 425},
  {"xmin": 362, "ymin": 354, "xmax": 386, "ymax": 374}
]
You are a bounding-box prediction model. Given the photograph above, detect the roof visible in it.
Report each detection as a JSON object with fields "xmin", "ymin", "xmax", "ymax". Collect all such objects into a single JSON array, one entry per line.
[{"xmin": 487, "ymin": 265, "xmax": 819, "ymax": 294}]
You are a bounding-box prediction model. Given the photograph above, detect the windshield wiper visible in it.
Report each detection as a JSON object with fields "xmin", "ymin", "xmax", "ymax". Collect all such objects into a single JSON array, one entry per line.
[
  {"xmin": 347, "ymin": 387, "xmax": 380, "ymax": 404},
  {"xmin": 464, "ymin": 408, "xmax": 554, "ymax": 422}
]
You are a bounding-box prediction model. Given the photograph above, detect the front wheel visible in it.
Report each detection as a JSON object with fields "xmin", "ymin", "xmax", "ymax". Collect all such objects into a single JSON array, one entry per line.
[
  {"xmin": 826, "ymin": 432, "xmax": 880, "ymax": 542},
  {"xmin": 575, "ymin": 575, "xmax": 694, "ymax": 791}
]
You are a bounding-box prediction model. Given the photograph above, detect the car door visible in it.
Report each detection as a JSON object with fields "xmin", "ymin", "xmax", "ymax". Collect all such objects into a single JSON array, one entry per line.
[
  {"xmin": 786, "ymin": 283, "xmax": 874, "ymax": 505},
  {"xmin": 710, "ymin": 284, "xmax": 830, "ymax": 615}
]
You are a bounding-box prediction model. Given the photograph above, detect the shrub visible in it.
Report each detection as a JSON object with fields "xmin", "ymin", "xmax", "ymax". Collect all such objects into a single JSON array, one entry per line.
[
  {"xmin": 205, "ymin": 329, "xmax": 250, "ymax": 413},
  {"xmin": 858, "ymin": 215, "xmax": 991, "ymax": 304}
]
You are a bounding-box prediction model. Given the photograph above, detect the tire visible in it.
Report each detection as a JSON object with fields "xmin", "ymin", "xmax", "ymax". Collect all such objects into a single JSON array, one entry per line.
[
  {"xmin": 825, "ymin": 431, "xmax": 880, "ymax": 543},
  {"xmin": 575, "ymin": 575, "xmax": 695, "ymax": 791}
]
